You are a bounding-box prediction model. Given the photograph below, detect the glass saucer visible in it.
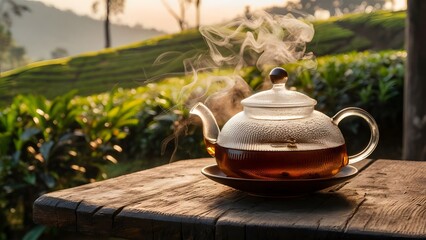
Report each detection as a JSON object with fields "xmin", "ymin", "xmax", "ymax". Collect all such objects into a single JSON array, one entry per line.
[{"xmin": 201, "ymin": 165, "xmax": 358, "ymax": 197}]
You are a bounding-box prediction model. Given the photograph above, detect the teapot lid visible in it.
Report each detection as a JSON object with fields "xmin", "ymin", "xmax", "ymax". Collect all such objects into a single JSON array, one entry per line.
[{"xmin": 241, "ymin": 67, "xmax": 317, "ymax": 108}]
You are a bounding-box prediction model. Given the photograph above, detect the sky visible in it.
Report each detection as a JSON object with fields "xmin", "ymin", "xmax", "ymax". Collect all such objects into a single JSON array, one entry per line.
[
  {"xmin": 30, "ymin": 0, "xmax": 408, "ymax": 33},
  {"xmin": 31, "ymin": 0, "xmax": 290, "ymax": 33}
]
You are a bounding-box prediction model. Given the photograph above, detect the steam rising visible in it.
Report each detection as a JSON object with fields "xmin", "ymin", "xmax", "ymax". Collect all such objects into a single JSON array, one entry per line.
[
  {"xmin": 181, "ymin": 10, "xmax": 316, "ymax": 120},
  {"xmin": 199, "ymin": 10, "xmax": 315, "ymax": 71},
  {"xmin": 161, "ymin": 11, "xmax": 317, "ymax": 160}
]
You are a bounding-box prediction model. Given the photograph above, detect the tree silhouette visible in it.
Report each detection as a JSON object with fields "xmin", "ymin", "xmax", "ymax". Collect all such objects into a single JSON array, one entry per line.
[
  {"xmin": 195, "ymin": 0, "xmax": 201, "ymax": 29},
  {"xmin": 162, "ymin": 0, "xmax": 189, "ymax": 31},
  {"xmin": 51, "ymin": 47, "xmax": 69, "ymax": 59},
  {"xmin": 0, "ymin": 0, "xmax": 30, "ymax": 29},
  {"xmin": 9, "ymin": 46, "xmax": 25, "ymax": 68},
  {"xmin": 0, "ymin": 25, "xmax": 11, "ymax": 56},
  {"xmin": 0, "ymin": 25, "xmax": 11, "ymax": 72},
  {"xmin": 93, "ymin": 0, "xmax": 125, "ymax": 48},
  {"xmin": 162, "ymin": 0, "xmax": 202, "ymax": 31},
  {"xmin": 0, "ymin": 0, "xmax": 29, "ymax": 72}
]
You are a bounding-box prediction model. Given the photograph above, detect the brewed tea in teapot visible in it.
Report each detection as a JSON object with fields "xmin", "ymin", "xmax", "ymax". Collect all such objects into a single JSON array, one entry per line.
[{"xmin": 191, "ymin": 67, "xmax": 379, "ymax": 179}]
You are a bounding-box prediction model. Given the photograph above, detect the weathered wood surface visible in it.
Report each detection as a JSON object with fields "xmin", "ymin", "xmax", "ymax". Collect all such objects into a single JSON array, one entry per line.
[{"xmin": 33, "ymin": 158, "xmax": 426, "ymax": 239}]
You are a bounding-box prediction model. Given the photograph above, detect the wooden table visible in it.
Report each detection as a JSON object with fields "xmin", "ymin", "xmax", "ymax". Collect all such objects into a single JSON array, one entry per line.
[{"xmin": 33, "ymin": 158, "xmax": 426, "ymax": 239}]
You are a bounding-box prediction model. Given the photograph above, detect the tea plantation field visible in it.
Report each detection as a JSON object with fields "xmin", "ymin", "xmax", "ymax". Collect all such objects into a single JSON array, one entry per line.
[{"xmin": 0, "ymin": 10, "xmax": 405, "ymax": 106}]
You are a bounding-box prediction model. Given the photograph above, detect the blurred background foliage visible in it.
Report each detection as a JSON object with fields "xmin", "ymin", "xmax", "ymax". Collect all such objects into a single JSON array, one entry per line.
[{"xmin": 0, "ymin": 4, "xmax": 406, "ymax": 240}]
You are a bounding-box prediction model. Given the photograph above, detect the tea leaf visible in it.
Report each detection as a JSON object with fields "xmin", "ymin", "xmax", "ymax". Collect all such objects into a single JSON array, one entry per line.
[
  {"xmin": 21, "ymin": 128, "xmax": 40, "ymax": 141},
  {"xmin": 22, "ymin": 225, "xmax": 46, "ymax": 240},
  {"xmin": 40, "ymin": 141, "xmax": 54, "ymax": 163}
]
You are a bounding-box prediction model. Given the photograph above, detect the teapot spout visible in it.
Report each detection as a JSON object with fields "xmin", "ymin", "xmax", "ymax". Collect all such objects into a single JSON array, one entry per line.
[{"xmin": 190, "ymin": 102, "xmax": 220, "ymax": 156}]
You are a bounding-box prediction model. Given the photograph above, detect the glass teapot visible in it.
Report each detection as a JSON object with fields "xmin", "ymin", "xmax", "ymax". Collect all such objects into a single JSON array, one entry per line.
[{"xmin": 191, "ymin": 67, "xmax": 379, "ymax": 179}]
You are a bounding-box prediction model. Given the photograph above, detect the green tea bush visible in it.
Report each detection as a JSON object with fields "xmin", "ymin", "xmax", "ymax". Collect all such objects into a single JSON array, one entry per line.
[
  {"xmin": 118, "ymin": 82, "xmax": 207, "ymax": 162},
  {"xmin": 0, "ymin": 90, "xmax": 142, "ymax": 239},
  {"xmin": 1, "ymin": 85, "xmax": 202, "ymax": 238},
  {"xmin": 299, "ymin": 51, "xmax": 404, "ymax": 158}
]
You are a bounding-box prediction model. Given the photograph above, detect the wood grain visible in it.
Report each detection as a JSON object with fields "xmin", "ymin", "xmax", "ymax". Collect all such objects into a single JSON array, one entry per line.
[
  {"xmin": 344, "ymin": 160, "xmax": 426, "ymax": 238},
  {"xmin": 215, "ymin": 160, "xmax": 426, "ymax": 240},
  {"xmin": 33, "ymin": 158, "xmax": 426, "ymax": 239}
]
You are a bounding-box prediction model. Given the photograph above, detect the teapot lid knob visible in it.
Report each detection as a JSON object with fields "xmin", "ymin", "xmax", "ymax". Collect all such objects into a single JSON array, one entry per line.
[
  {"xmin": 269, "ymin": 67, "xmax": 288, "ymax": 84},
  {"xmin": 241, "ymin": 66, "xmax": 316, "ymax": 108}
]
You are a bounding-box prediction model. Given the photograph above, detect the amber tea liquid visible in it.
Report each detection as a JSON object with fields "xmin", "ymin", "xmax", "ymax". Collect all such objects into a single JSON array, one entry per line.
[{"xmin": 213, "ymin": 144, "xmax": 349, "ymax": 179}]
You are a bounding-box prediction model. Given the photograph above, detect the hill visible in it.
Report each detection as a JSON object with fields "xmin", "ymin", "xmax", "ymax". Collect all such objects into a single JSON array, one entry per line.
[
  {"xmin": 9, "ymin": 0, "xmax": 164, "ymax": 60},
  {"xmin": 0, "ymin": 10, "xmax": 405, "ymax": 106}
]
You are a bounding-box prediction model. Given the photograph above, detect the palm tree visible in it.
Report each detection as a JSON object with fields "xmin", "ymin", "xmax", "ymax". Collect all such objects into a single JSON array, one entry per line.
[{"xmin": 93, "ymin": 0, "xmax": 125, "ymax": 48}]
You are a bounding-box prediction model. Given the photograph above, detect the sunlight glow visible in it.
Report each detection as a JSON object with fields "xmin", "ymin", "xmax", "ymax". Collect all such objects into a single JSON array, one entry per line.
[
  {"xmin": 31, "ymin": 0, "xmax": 289, "ymax": 33},
  {"xmin": 31, "ymin": 0, "xmax": 407, "ymax": 33}
]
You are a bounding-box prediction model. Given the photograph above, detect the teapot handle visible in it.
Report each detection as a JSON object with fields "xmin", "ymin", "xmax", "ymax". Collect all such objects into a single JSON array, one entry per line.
[{"xmin": 331, "ymin": 107, "xmax": 379, "ymax": 164}]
